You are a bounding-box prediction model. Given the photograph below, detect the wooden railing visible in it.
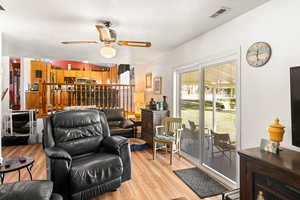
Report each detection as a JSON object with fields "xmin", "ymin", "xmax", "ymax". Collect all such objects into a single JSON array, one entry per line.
[{"xmin": 38, "ymin": 83, "xmax": 135, "ymax": 117}]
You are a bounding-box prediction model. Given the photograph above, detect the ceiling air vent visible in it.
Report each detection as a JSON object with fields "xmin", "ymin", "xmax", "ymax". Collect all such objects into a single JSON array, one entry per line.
[
  {"xmin": 210, "ymin": 7, "xmax": 230, "ymax": 18},
  {"xmin": 0, "ymin": 4, "xmax": 5, "ymax": 11}
]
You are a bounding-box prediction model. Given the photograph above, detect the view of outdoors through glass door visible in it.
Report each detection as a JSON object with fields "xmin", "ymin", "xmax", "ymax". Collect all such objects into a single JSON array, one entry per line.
[
  {"xmin": 179, "ymin": 70, "xmax": 201, "ymax": 160},
  {"xmin": 178, "ymin": 61, "xmax": 237, "ymax": 183},
  {"xmin": 202, "ymin": 61, "xmax": 237, "ymax": 182}
]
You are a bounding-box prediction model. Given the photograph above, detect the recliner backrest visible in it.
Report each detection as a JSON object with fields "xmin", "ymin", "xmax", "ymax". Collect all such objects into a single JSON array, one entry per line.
[
  {"xmin": 50, "ymin": 110, "xmax": 110, "ymax": 156},
  {"xmin": 102, "ymin": 108, "xmax": 125, "ymax": 122}
]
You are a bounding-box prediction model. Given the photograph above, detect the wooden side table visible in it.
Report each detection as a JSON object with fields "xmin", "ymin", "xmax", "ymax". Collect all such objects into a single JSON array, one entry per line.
[{"xmin": 0, "ymin": 156, "xmax": 34, "ymax": 184}]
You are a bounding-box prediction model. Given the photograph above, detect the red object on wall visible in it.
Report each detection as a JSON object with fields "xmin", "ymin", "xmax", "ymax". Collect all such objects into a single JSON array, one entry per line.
[{"xmin": 51, "ymin": 60, "xmax": 105, "ymax": 71}]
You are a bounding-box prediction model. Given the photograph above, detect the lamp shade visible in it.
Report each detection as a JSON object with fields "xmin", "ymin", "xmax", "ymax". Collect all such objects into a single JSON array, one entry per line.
[
  {"xmin": 135, "ymin": 92, "xmax": 145, "ymax": 103},
  {"xmin": 100, "ymin": 45, "xmax": 116, "ymax": 58},
  {"xmin": 134, "ymin": 92, "xmax": 145, "ymax": 118}
]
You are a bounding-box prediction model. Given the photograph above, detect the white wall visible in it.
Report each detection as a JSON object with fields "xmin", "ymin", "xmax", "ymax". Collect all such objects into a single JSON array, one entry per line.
[
  {"xmin": 134, "ymin": 64, "xmax": 147, "ymax": 93},
  {"xmin": 137, "ymin": 0, "xmax": 300, "ymax": 151},
  {"xmin": 136, "ymin": 62, "xmax": 173, "ymax": 106},
  {"xmin": 20, "ymin": 58, "xmax": 32, "ymax": 109}
]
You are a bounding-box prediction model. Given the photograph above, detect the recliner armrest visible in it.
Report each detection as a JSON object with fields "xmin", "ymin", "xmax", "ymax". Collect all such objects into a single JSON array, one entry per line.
[
  {"xmin": 45, "ymin": 147, "xmax": 72, "ymax": 161},
  {"xmin": 120, "ymin": 119, "xmax": 134, "ymax": 128},
  {"xmin": 44, "ymin": 147, "xmax": 71, "ymax": 199},
  {"xmin": 0, "ymin": 181, "xmax": 54, "ymax": 200},
  {"xmin": 50, "ymin": 193, "xmax": 63, "ymax": 200},
  {"xmin": 103, "ymin": 136, "xmax": 132, "ymax": 182},
  {"xmin": 103, "ymin": 136, "xmax": 129, "ymax": 155}
]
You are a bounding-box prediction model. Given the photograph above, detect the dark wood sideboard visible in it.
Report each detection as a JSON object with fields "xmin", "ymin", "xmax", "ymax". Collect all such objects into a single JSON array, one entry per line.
[
  {"xmin": 141, "ymin": 109, "xmax": 170, "ymax": 147},
  {"xmin": 238, "ymin": 147, "xmax": 300, "ymax": 200}
]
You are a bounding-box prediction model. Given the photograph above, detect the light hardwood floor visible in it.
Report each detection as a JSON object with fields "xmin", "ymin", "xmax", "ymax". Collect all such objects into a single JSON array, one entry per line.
[{"xmin": 3, "ymin": 144, "xmax": 221, "ymax": 200}]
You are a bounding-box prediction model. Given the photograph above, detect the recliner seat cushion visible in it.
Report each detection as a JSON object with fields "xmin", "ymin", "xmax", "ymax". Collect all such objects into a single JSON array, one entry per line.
[
  {"xmin": 69, "ymin": 152, "xmax": 123, "ymax": 194},
  {"xmin": 110, "ymin": 127, "xmax": 134, "ymax": 136},
  {"xmin": 51, "ymin": 110, "xmax": 107, "ymax": 156}
]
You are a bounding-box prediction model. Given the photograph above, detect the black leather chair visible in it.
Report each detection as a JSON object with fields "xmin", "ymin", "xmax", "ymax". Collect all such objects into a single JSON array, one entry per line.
[
  {"xmin": 101, "ymin": 108, "xmax": 134, "ymax": 138},
  {"xmin": 43, "ymin": 110, "xmax": 131, "ymax": 200},
  {"xmin": 0, "ymin": 180, "xmax": 62, "ymax": 200}
]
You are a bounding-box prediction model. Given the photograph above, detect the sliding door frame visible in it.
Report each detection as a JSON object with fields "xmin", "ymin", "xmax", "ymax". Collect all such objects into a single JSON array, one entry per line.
[
  {"xmin": 173, "ymin": 48, "xmax": 241, "ymax": 189},
  {"xmin": 174, "ymin": 64, "xmax": 201, "ymax": 119}
]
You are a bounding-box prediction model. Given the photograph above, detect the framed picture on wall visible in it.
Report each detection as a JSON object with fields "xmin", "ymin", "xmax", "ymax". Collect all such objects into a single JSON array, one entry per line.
[
  {"xmin": 146, "ymin": 73, "xmax": 152, "ymax": 88},
  {"xmin": 153, "ymin": 77, "xmax": 162, "ymax": 94}
]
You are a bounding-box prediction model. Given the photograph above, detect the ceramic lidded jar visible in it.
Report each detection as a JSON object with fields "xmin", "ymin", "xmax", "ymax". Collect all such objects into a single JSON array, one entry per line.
[{"xmin": 268, "ymin": 118, "xmax": 285, "ymax": 143}]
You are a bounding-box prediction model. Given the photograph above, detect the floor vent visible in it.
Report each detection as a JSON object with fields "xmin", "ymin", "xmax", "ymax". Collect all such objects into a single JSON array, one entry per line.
[{"xmin": 210, "ymin": 7, "xmax": 230, "ymax": 18}]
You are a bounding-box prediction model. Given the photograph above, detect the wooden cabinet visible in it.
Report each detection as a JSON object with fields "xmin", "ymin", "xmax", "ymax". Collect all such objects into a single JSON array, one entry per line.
[
  {"xmin": 239, "ymin": 148, "xmax": 300, "ymax": 200},
  {"xmin": 110, "ymin": 66, "xmax": 118, "ymax": 83},
  {"xmin": 25, "ymin": 92, "xmax": 40, "ymax": 109},
  {"xmin": 63, "ymin": 70, "xmax": 73, "ymax": 77},
  {"xmin": 55, "ymin": 70, "xmax": 64, "ymax": 83},
  {"xmin": 74, "ymin": 70, "xmax": 82, "ymax": 77},
  {"xmin": 96, "ymin": 72, "xmax": 102, "ymax": 83},
  {"xmin": 31, "ymin": 61, "xmax": 48, "ymax": 84},
  {"xmin": 30, "ymin": 62, "xmax": 119, "ymax": 85},
  {"xmin": 91, "ymin": 71, "xmax": 98, "ymax": 80},
  {"xmin": 103, "ymin": 71, "xmax": 109, "ymax": 83},
  {"xmin": 141, "ymin": 109, "xmax": 169, "ymax": 147},
  {"xmin": 49, "ymin": 69, "xmax": 64, "ymax": 83},
  {"xmin": 83, "ymin": 70, "xmax": 90, "ymax": 77}
]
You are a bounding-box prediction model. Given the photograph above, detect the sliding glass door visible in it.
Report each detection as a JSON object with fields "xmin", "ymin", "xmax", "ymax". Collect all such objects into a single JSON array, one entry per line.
[
  {"xmin": 202, "ymin": 61, "xmax": 237, "ymax": 182},
  {"xmin": 179, "ymin": 70, "xmax": 201, "ymax": 161},
  {"xmin": 176, "ymin": 60, "xmax": 238, "ymax": 185}
]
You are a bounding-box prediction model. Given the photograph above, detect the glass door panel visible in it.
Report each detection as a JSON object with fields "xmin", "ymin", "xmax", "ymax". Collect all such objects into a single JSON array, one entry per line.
[
  {"xmin": 179, "ymin": 70, "xmax": 201, "ymax": 161},
  {"xmin": 202, "ymin": 61, "xmax": 237, "ymax": 182}
]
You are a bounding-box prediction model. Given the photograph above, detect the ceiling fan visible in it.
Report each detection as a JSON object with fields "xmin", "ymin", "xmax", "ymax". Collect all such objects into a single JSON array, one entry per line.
[
  {"xmin": 61, "ymin": 21, "xmax": 152, "ymax": 58},
  {"xmin": 0, "ymin": 4, "xmax": 5, "ymax": 11}
]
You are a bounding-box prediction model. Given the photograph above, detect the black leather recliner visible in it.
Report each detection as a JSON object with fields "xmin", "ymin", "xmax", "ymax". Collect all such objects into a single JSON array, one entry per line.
[
  {"xmin": 0, "ymin": 180, "xmax": 62, "ymax": 200},
  {"xmin": 101, "ymin": 108, "xmax": 134, "ymax": 138},
  {"xmin": 43, "ymin": 110, "xmax": 131, "ymax": 200}
]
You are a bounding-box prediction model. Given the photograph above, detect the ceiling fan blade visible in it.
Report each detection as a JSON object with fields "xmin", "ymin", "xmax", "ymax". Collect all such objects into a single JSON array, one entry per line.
[
  {"xmin": 0, "ymin": 4, "xmax": 5, "ymax": 11},
  {"xmin": 61, "ymin": 41, "xmax": 98, "ymax": 44},
  {"xmin": 118, "ymin": 41, "xmax": 151, "ymax": 47},
  {"xmin": 95, "ymin": 25, "xmax": 112, "ymax": 42}
]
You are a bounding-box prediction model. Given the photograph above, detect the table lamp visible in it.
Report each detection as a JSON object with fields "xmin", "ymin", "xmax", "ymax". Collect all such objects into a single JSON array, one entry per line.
[{"xmin": 134, "ymin": 92, "xmax": 145, "ymax": 118}]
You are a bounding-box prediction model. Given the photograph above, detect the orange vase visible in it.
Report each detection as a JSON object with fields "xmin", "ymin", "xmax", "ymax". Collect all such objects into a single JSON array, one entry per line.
[{"xmin": 268, "ymin": 118, "xmax": 285, "ymax": 143}]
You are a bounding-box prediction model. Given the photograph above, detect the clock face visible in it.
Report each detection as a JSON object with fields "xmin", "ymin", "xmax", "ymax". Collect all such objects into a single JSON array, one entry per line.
[{"xmin": 246, "ymin": 42, "xmax": 272, "ymax": 67}]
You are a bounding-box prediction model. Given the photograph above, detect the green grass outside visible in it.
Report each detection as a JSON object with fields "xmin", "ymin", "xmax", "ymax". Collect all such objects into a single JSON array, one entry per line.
[{"xmin": 180, "ymin": 100, "xmax": 236, "ymax": 141}]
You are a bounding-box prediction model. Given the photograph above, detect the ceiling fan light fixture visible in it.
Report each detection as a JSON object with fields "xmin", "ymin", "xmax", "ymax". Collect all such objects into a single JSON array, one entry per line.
[{"xmin": 100, "ymin": 45, "xmax": 116, "ymax": 59}]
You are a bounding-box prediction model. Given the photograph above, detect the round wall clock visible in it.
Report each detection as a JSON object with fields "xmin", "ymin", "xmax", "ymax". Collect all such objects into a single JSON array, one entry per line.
[{"xmin": 246, "ymin": 42, "xmax": 272, "ymax": 67}]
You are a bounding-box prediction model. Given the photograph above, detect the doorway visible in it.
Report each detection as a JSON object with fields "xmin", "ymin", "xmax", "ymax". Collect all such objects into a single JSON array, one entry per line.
[
  {"xmin": 179, "ymin": 70, "xmax": 201, "ymax": 160},
  {"xmin": 202, "ymin": 61, "xmax": 237, "ymax": 182},
  {"xmin": 175, "ymin": 55, "xmax": 240, "ymax": 186}
]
